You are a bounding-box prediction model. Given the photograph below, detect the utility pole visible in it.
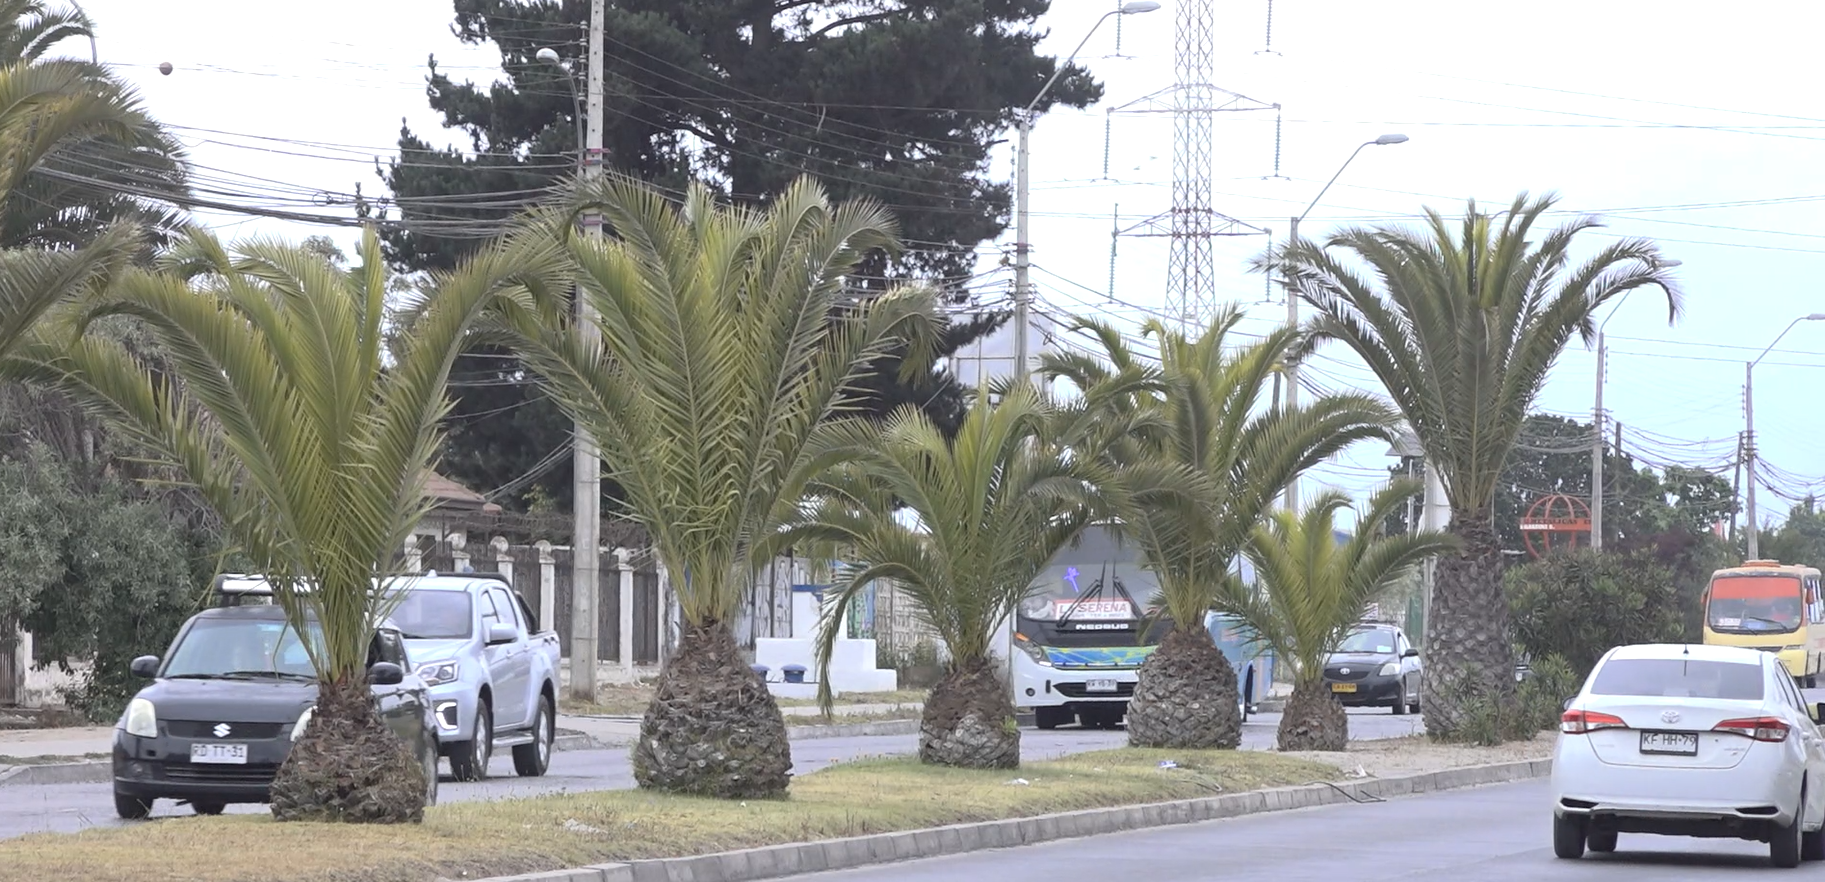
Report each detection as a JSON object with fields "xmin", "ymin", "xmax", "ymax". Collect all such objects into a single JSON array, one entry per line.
[
  {"xmin": 1590, "ymin": 331, "xmax": 1606, "ymax": 551},
  {"xmin": 1743, "ymin": 313, "xmax": 1825, "ymax": 560},
  {"xmin": 569, "ymin": 0, "xmax": 607, "ymax": 702}
]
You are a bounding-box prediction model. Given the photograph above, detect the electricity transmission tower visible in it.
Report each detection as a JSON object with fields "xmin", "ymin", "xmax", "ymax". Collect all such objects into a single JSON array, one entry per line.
[{"xmin": 1101, "ymin": 0, "xmax": 1278, "ymax": 327}]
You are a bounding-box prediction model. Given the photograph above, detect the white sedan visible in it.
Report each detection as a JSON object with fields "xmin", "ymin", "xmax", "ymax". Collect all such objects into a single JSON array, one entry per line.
[{"xmin": 1552, "ymin": 643, "xmax": 1825, "ymax": 867}]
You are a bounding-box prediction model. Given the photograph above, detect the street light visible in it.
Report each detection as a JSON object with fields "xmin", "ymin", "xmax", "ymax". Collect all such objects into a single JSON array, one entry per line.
[
  {"xmin": 536, "ymin": 47, "xmax": 585, "ymax": 173},
  {"xmin": 1744, "ymin": 313, "xmax": 1825, "ymax": 558},
  {"xmin": 1278, "ymin": 133, "xmax": 1407, "ymax": 510},
  {"xmin": 1011, "ymin": 0, "xmax": 1161, "ymax": 389},
  {"xmin": 1589, "ymin": 258, "xmax": 1680, "ymax": 551}
]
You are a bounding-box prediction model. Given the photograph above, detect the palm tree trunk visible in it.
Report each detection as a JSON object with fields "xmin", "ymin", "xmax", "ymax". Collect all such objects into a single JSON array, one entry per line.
[
  {"xmin": 1275, "ymin": 679, "xmax": 1348, "ymax": 752},
  {"xmin": 1126, "ymin": 625, "xmax": 1242, "ymax": 749},
  {"xmin": 632, "ymin": 620, "xmax": 793, "ymax": 798},
  {"xmin": 919, "ymin": 655, "xmax": 1019, "ymax": 769},
  {"xmin": 270, "ymin": 672, "xmax": 426, "ymax": 823},
  {"xmin": 1420, "ymin": 511, "xmax": 1519, "ymax": 740}
]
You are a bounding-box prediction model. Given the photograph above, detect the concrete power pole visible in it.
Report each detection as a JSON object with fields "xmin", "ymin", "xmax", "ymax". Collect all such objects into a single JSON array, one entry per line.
[{"xmin": 570, "ymin": 0, "xmax": 607, "ymax": 702}]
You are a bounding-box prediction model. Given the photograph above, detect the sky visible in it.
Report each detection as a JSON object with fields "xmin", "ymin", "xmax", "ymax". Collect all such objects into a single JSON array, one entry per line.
[{"xmin": 72, "ymin": 0, "xmax": 1825, "ymax": 534}]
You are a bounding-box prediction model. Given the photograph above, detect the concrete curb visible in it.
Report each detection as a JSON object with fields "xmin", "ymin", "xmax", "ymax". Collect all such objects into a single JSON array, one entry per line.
[
  {"xmin": 0, "ymin": 729, "xmax": 615, "ymax": 788},
  {"xmin": 460, "ymin": 757, "xmax": 1554, "ymax": 882},
  {"xmin": 786, "ymin": 718, "xmax": 920, "ymax": 740}
]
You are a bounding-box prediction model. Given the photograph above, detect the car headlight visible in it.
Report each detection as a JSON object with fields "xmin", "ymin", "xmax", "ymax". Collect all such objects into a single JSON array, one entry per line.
[
  {"xmin": 1378, "ymin": 662, "xmax": 1399, "ymax": 677},
  {"xmin": 417, "ymin": 661, "xmax": 459, "ymax": 687},
  {"xmin": 1013, "ymin": 635, "xmax": 1053, "ymax": 667},
  {"xmin": 290, "ymin": 706, "xmax": 314, "ymax": 742},
  {"xmin": 123, "ymin": 697, "xmax": 157, "ymax": 738},
  {"xmin": 1019, "ymin": 596, "xmax": 1056, "ymax": 621}
]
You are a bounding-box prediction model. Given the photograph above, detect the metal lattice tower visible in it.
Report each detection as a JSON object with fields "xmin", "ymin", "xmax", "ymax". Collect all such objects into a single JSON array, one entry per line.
[
  {"xmin": 1168, "ymin": 0, "xmax": 1215, "ymax": 325},
  {"xmin": 1103, "ymin": 0, "xmax": 1277, "ymax": 328}
]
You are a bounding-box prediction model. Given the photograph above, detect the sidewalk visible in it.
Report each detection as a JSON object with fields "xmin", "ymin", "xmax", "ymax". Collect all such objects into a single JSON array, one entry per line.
[{"xmin": 0, "ymin": 725, "xmax": 113, "ymax": 760}]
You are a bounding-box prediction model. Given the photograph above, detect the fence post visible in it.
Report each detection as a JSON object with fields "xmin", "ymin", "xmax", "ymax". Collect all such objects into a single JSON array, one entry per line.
[
  {"xmin": 655, "ymin": 557, "xmax": 674, "ymax": 664},
  {"xmin": 615, "ymin": 548, "xmax": 633, "ymax": 679},
  {"xmin": 536, "ymin": 540, "xmax": 556, "ymax": 634},
  {"xmin": 403, "ymin": 536, "xmax": 423, "ymax": 573},
  {"xmin": 491, "ymin": 535, "xmax": 513, "ymax": 583},
  {"xmin": 448, "ymin": 532, "xmax": 470, "ymax": 574}
]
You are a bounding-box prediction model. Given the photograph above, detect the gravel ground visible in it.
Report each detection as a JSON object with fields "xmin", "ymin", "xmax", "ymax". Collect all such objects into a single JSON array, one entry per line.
[{"xmin": 1277, "ymin": 732, "xmax": 1557, "ymax": 779}]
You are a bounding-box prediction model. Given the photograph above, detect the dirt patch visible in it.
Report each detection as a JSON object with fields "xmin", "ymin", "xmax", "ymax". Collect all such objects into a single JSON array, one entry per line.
[{"xmin": 1277, "ymin": 731, "xmax": 1556, "ymax": 779}]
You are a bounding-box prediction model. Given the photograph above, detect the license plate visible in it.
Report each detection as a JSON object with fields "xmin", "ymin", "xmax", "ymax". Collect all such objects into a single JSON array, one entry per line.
[
  {"xmin": 1085, "ymin": 679, "xmax": 1118, "ymax": 693},
  {"xmin": 1640, "ymin": 731, "xmax": 1698, "ymax": 756},
  {"xmin": 1331, "ymin": 682, "xmax": 1357, "ymax": 693},
  {"xmin": 190, "ymin": 743, "xmax": 248, "ymax": 764}
]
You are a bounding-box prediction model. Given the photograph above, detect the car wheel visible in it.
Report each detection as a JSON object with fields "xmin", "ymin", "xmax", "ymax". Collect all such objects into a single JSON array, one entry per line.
[
  {"xmin": 1803, "ymin": 816, "xmax": 1824, "ymax": 862},
  {"xmin": 1586, "ymin": 828, "xmax": 1616, "ymax": 853},
  {"xmin": 513, "ymin": 694, "xmax": 554, "ymax": 777},
  {"xmin": 190, "ymin": 801, "xmax": 225, "ymax": 816},
  {"xmin": 113, "ymin": 790, "xmax": 152, "ymax": 821},
  {"xmin": 1552, "ymin": 814, "xmax": 1585, "ymax": 860},
  {"xmin": 1773, "ymin": 794, "xmax": 1805, "ymax": 868},
  {"xmin": 1034, "ymin": 707, "xmax": 1066, "ymax": 730},
  {"xmin": 449, "ymin": 701, "xmax": 492, "ymax": 782},
  {"xmin": 1392, "ymin": 682, "xmax": 1407, "ymax": 715},
  {"xmin": 423, "ymin": 739, "xmax": 440, "ymax": 807}
]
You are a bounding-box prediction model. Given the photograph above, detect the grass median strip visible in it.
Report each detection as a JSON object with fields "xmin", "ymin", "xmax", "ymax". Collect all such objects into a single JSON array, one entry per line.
[
  {"xmin": 564, "ymin": 687, "xmax": 928, "ymax": 717},
  {"xmin": 1, "ymin": 748, "xmax": 1340, "ymax": 882}
]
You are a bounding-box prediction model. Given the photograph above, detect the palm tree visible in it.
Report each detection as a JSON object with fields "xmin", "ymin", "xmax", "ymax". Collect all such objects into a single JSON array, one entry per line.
[
  {"xmin": 13, "ymin": 225, "xmax": 556, "ymax": 822},
  {"xmin": 1219, "ymin": 481, "xmax": 1457, "ymax": 751},
  {"xmin": 784, "ymin": 384, "xmax": 1140, "ymax": 768},
  {"xmin": 1043, "ymin": 307, "xmax": 1397, "ymax": 750},
  {"xmin": 1264, "ymin": 193, "xmax": 1679, "ymax": 740},
  {"xmin": 482, "ymin": 173, "xmax": 937, "ymax": 798}
]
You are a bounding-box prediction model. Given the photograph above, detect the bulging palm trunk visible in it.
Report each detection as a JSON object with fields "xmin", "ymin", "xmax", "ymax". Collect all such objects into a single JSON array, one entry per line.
[
  {"xmin": 1276, "ymin": 679, "xmax": 1348, "ymax": 752},
  {"xmin": 632, "ymin": 620, "xmax": 793, "ymax": 798},
  {"xmin": 1421, "ymin": 513, "xmax": 1519, "ymax": 741},
  {"xmin": 270, "ymin": 673, "xmax": 425, "ymax": 823},
  {"xmin": 919, "ymin": 656, "xmax": 1019, "ymax": 769},
  {"xmin": 1126, "ymin": 626, "xmax": 1241, "ymax": 750}
]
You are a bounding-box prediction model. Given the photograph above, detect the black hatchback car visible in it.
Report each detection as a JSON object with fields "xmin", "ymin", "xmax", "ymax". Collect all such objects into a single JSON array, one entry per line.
[
  {"xmin": 111, "ymin": 604, "xmax": 440, "ymax": 818},
  {"xmin": 1321, "ymin": 622, "xmax": 1423, "ymax": 714}
]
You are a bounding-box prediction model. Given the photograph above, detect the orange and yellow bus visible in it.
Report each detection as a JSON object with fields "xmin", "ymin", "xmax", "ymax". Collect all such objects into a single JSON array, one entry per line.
[{"xmin": 1702, "ymin": 559, "xmax": 1825, "ymax": 686}]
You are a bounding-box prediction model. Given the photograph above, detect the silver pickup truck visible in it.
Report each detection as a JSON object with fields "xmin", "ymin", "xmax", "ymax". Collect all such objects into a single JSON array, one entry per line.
[{"xmin": 212, "ymin": 571, "xmax": 563, "ymax": 781}]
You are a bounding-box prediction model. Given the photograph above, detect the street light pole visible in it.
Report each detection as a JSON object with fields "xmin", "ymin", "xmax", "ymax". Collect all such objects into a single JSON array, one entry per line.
[
  {"xmin": 1279, "ymin": 133, "xmax": 1406, "ymax": 511},
  {"xmin": 539, "ymin": 0, "xmax": 607, "ymax": 701},
  {"xmin": 1013, "ymin": 1, "xmax": 1159, "ymax": 389},
  {"xmin": 1744, "ymin": 312, "xmax": 1825, "ymax": 559}
]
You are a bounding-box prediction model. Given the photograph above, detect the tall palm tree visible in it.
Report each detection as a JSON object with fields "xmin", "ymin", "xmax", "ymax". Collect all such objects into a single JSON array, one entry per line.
[
  {"xmin": 1220, "ymin": 481, "xmax": 1456, "ymax": 751},
  {"xmin": 482, "ymin": 173, "xmax": 937, "ymax": 798},
  {"xmin": 13, "ymin": 225, "xmax": 558, "ymax": 822},
  {"xmin": 1044, "ymin": 307, "xmax": 1397, "ymax": 750},
  {"xmin": 1264, "ymin": 193, "xmax": 1680, "ymax": 740},
  {"xmin": 785, "ymin": 384, "xmax": 1159, "ymax": 768}
]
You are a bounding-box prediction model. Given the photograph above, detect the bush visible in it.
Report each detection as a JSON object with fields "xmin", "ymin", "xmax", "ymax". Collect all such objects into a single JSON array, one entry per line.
[{"xmin": 1506, "ymin": 549, "xmax": 1684, "ymax": 680}]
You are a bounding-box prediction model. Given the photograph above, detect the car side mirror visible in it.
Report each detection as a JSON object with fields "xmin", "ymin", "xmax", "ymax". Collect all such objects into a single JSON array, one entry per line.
[
  {"xmin": 485, "ymin": 622, "xmax": 520, "ymax": 646},
  {"xmin": 367, "ymin": 661, "xmax": 405, "ymax": 686},
  {"xmin": 129, "ymin": 655, "xmax": 159, "ymax": 679},
  {"xmin": 1402, "ymin": 648, "xmax": 1419, "ymax": 659},
  {"xmin": 1814, "ymin": 702, "xmax": 1825, "ymax": 725}
]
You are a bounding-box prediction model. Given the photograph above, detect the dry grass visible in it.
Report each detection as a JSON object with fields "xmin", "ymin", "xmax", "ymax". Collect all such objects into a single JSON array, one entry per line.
[
  {"xmin": 1277, "ymin": 733, "xmax": 1557, "ymax": 779},
  {"xmin": 0, "ymin": 752, "xmax": 107, "ymax": 766},
  {"xmin": 562, "ymin": 686, "xmax": 927, "ymax": 718},
  {"xmin": 0, "ymin": 748, "xmax": 1339, "ymax": 882}
]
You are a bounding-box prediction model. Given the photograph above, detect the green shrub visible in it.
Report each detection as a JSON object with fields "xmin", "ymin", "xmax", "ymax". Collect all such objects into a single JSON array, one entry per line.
[{"xmin": 1506, "ymin": 549, "xmax": 1684, "ymax": 680}]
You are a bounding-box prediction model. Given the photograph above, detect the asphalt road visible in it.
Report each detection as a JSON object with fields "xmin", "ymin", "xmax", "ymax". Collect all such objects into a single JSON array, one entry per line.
[
  {"xmin": 0, "ymin": 707, "xmax": 1423, "ymax": 840},
  {"xmin": 796, "ymin": 778, "xmax": 1825, "ymax": 881}
]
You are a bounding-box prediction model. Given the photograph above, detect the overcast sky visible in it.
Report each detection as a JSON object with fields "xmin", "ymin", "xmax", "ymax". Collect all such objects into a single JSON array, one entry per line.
[{"xmin": 75, "ymin": 0, "xmax": 1825, "ymax": 532}]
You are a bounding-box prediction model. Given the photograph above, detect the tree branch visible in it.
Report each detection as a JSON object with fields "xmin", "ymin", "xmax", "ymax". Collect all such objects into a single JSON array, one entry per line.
[{"xmin": 811, "ymin": 8, "xmax": 908, "ymax": 38}]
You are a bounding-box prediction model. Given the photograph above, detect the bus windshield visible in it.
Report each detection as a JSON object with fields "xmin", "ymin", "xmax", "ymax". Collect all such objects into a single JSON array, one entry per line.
[
  {"xmin": 1708, "ymin": 575, "xmax": 1804, "ymax": 635},
  {"xmin": 1019, "ymin": 561, "xmax": 1146, "ymax": 623}
]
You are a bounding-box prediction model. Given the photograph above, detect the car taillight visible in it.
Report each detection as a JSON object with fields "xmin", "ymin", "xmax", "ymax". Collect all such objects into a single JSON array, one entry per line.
[
  {"xmin": 1560, "ymin": 709, "xmax": 1628, "ymax": 734},
  {"xmin": 1714, "ymin": 716, "xmax": 1791, "ymax": 742}
]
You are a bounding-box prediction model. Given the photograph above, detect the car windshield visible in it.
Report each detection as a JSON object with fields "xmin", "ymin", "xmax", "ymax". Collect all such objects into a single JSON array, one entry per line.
[
  {"xmin": 1589, "ymin": 658, "xmax": 1764, "ymax": 700},
  {"xmin": 1336, "ymin": 629, "xmax": 1397, "ymax": 654},
  {"xmin": 1707, "ymin": 575, "xmax": 1803, "ymax": 634},
  {"xmin": 163, "ymin": 618, "xmax": 324, "ymax": 680},
  {"xmin": 387, "ymin": 589, "xmax": 475, "ymax": 639}
]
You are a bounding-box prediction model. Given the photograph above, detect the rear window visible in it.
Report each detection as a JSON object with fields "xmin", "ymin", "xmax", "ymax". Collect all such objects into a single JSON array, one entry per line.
[{"xmin": 1589, "ymin": 658, "xmax": 1765, "ymax": 700}]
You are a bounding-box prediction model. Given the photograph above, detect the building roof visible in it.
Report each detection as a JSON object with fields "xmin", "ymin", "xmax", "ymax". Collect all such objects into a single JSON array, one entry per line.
[{"xmin": 423, "ymin": 471, "xmax": 500, "ymax": 513}]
